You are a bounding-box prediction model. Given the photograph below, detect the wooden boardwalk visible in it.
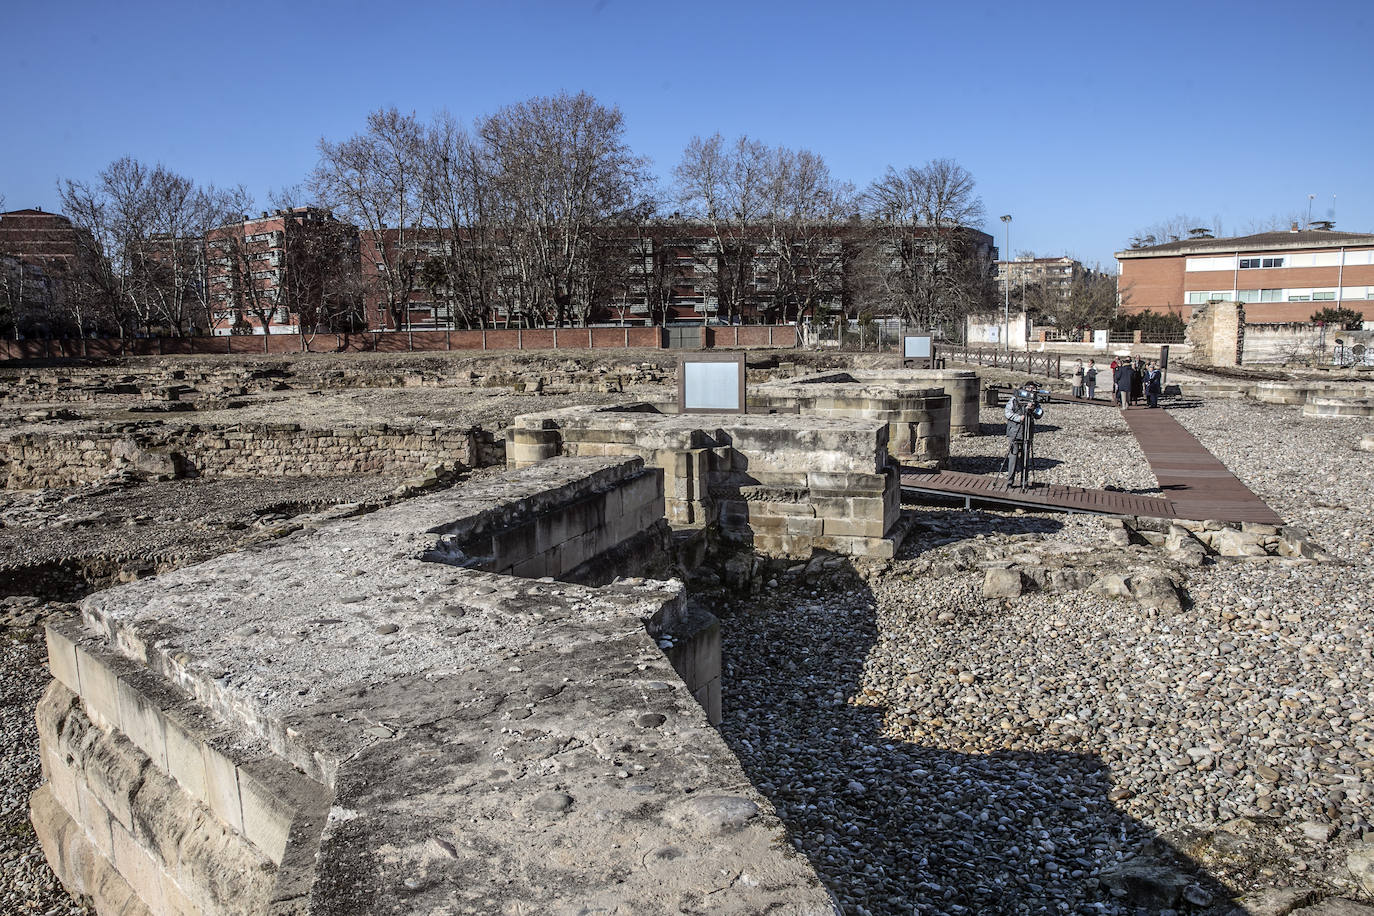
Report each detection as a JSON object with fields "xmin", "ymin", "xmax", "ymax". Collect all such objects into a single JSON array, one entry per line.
[
  {"xmin": 900, "ymin": 467, "xmax": 1180, "ymax": 519},
  {"xmin": 900, "ymin": 405, "xmax": 1283, "ymax": 525},
  {"xmin": 1120, "ymin": 407, "xmax": 1282, "ymax": 524}
]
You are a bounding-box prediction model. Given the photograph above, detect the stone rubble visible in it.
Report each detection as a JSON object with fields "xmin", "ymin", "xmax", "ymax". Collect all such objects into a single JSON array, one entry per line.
[{"xmin": 715, "ymin": 395, "xmax": 1374, "ymax": 915}]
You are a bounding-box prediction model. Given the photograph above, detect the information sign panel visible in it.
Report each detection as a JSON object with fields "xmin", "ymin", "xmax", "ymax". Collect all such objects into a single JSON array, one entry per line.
[{"xmin": 678, "ymin": 352, "xmax": 747, "ymax": 414}]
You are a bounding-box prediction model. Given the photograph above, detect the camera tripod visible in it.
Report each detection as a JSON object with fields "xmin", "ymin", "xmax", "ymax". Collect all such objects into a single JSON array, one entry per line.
[{"xmin": 1007, "ymin": 410, "xmax": 1036, "ymax": 490}]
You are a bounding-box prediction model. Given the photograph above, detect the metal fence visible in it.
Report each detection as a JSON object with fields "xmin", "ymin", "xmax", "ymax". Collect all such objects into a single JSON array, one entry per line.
[
  {"xmin": 806, "ymin": 320, "xmax": 954, "ymax": 352},
  {"xmin": 940, "ymin": 346, "xmax": 1064, "ymax": 379}
]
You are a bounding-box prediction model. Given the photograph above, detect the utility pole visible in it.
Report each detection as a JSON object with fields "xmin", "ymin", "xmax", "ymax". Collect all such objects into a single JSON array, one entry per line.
[{"xmin": 1000, "ymin": 214, "xmax": 1012, "ymax": 352}]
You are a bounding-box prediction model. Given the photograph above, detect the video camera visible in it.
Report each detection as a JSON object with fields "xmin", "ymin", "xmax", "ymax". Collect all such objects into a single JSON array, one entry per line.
[{"xmin": 1011, "ymin": 385, "xmax": 1050, "ymax": 419}]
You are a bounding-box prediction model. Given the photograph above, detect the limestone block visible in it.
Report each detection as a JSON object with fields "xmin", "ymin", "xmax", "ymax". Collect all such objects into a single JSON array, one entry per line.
[
  {"xmin": 235, "ymin": 758, "xmax": 303, "ymax": 866},
  {"xmin": 112, "ymin": 817, "xmax": 167, "ymax": 912},
  {"xmin": 41, "ymin": 740, "xmax": 80, "ymax": 819},
  {"xmin": 115, "ymin": 676, "xmax": 168, "ymax": 771},
  {"xmin": 783, "ymin": 516, "xmax": 825, "ymax": 538},
  {"xmin": 45, "ymin": 624, "xmax": 81, "ymax": 693},
  {"xmin": 492, "ymin": 520, "xmax": 538, "ymax": 569},
  {"xmin": 534, "ymin": 495, "xmax": 604, "ymax": 554},
  {"xmin": 74, "ymin": 641, "xmax": 122, "ymax": 731},
  {"xmin": 72, "ymin": 780, "xmax": 115, "ymax": 865},
  {"xmin": 984, "ymin": 568, "xmax": 1025, "ymax": 598},
  {"xmin": 163, "ymin": 709, "xmax": 209, "ymax": 807},
  {"xmin": 807, "ymin": 470, "xmax": 888, "ymax": 495},
  {"xmin": 511, "ymin": 553, "xmax": 550, "ymax": 579},
  {"xmin": 822, "ymin": 516, "xmax": 887, "ymax": 538},
  {"xmin": 200, "ymin": 741, "xmax": 245, "ymax": 834}
]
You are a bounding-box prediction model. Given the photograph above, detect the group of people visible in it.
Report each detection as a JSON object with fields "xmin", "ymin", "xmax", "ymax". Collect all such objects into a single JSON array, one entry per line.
[
  {"xmin": 1070, "ymin": 357, "xmax": 1164, "ymax": 408},
  {"xmin": 1111, "ymin": 357, "xmax": 1163, "ymax": 408}
]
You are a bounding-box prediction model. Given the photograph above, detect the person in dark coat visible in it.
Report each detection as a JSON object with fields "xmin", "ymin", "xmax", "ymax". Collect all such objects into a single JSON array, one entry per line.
[
  {"xmin": 1113, "ymin": 360, "xmax": 1134, "ymax": 409},
  {"xmin": 1146, "ymin": 363, "xmax": 1163, "ymax": 407},
  {"xmin": 1130, "ymin": 358, "xmax": 1145, "ymax": 405}
]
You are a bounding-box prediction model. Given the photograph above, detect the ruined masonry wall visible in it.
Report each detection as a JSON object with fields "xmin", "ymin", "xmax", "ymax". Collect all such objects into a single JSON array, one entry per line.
[
  {"xmin": 509, "ymin": 408, "xmax": 903, "ymax": 560},
  {"xmin": 2, "ymin": 423, "xmax": 504, "ymax": 489},
  {"xmin": 32, "ymin": 456, "xmax": 832, "ymax": 914}
]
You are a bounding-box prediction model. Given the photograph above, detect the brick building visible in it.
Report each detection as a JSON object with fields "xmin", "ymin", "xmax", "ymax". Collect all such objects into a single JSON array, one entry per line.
[
  {"xmin": 1116, "ymin": 228, "xmax": 1374, "ymax": 324},
  {"xmin": 206, "ymin": 208, "xmax": 361, "ymax": 335},
  {"xmin": 0, "ymin": 208, "xmax": 97, "ymax": 331}
]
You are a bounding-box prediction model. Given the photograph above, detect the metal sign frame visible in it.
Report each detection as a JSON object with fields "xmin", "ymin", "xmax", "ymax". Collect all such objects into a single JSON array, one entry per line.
[
  {"xmin": 900, "ymin": 334, "xmax": 936, "ymax": 369},
  {"xmin": 677, "ymin": 351, "xmax": 747, "ymax": 414}
]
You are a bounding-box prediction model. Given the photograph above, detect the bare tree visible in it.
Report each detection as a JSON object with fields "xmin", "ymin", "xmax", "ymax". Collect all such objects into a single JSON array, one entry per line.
[
  {"xmin": 59, "ymin": 157, "xmax": 231, "ymax": 337},
  {"xmin": 417, "ymin": 112, "xmax": 498, "ymax": 329},
  {"xmin": 758, "ymin": 147, "xmax": 854, "ymax": 325},
  {"xmin": 860, "ymin": 158, "xmax": 989, "ymax": 332},
  {"xmin": 479, "ymin": 91, "xmax": 651, "ymax": 327},
  {"xmin": 1026, "ymin": 269, "xmax": 1118, "ymax": 337},
  {"xmin": 1125, "ymin": 214, "xmax": 1221, "ymax": 248},
  {"xmin": 312, "ymin": 108, "xmax": 424, "ymax": 330},
  {"xmin": 674, "ymin": 134, "xmax": 773, "ymax": 325}
]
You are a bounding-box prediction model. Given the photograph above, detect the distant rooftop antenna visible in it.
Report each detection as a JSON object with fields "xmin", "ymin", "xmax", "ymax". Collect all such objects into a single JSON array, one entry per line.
[{"xmin": 1306, "ymin": 194, "xmax": 1315, "ymax": 229}]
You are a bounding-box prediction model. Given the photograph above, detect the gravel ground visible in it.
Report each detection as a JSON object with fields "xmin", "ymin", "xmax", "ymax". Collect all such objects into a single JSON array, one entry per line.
[
  {"xmin": 948, "ymin": 395, "xmax": 1160, "ymax": 493},
  {"xmin": 1, "ymin": 621, "xmax": 86, "ymax": 915},
  {"xmin": 718, "ymin": 395, "xmax": 1374, "ymax": 915}
]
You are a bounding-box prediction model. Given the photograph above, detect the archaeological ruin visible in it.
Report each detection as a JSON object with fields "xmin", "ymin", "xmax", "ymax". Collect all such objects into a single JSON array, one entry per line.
[{"xmin": 3, "ymin": 346, "xmax": 1374, "ymax": 916}]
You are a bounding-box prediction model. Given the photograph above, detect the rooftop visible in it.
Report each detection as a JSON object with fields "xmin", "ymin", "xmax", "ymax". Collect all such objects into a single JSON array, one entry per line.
[{"xmin": 1116, "ymin": 229, "xmax": 1374, "ymax": 259}]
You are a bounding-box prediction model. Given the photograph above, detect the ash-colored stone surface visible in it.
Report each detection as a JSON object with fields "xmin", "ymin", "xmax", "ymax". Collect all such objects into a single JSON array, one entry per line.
[{"xmin": 44, "ymin": 455, "xmax": 835, "ymax": 914}]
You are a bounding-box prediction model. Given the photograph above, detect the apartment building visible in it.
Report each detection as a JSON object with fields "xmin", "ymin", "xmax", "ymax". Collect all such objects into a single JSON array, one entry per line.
[
  {"xmin": 206, "ymin": 208, "xmax": 360, "ymax": 335},
  {"xmin": 360, "ymin": 222, "xmax": 990, "ymax": 330},
  {"xmin": 0, "ymin": 208, "xmax": 97, "ymax": 329},
  {"xmin": 1116, "ymin": 228, "xmax": 1374, "ymax": 323},
  {"xmin": 997, "ymin": 255, "xmax": 1083, "ymax": 301}
]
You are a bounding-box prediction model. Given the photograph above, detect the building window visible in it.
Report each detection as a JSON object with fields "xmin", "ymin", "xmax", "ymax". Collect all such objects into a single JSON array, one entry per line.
[
  {"xmin": 1259, "ymin": 289, "xmax": 1283, "ymax": 302},
  {"xmin": 1312, "ymin": 290, "xmax": 1335, "ymax": 301},
  {"xmin": 1287, "ymin": 293, "xmax": 1310, "ymax": 302},
  {"xmin": 1237, "ymin": 289, "xmax": 1259, "ymax": 302},
  {"xmin": 1239, "ymin": 257, "xmax": 1285, "ymax": 269}
]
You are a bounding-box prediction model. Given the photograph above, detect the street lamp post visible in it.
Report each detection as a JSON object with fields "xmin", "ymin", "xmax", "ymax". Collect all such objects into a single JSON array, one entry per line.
[{"xmin": 999, "ymin": 214, "xmax": 1012, "ymax": 352}]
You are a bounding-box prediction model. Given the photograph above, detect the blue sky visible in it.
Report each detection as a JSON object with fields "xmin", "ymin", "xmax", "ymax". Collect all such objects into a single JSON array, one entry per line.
[{"xmin": 4, "ymin": 0, "xmax": 1372, "ymax": 270}]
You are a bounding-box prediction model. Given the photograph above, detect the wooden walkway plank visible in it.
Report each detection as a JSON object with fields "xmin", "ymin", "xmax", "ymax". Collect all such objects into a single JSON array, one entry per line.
[
  {"xmin": 1119, "ymin": 407, "xmax": 1282, "ymax": 525},
  {"xmin": 898, "ymin": 404, "xmax": 1282, "ymax": 525}
]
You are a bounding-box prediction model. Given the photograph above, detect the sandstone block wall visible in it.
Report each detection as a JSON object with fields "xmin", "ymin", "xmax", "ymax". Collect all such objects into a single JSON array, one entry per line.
[
  {"xmin": 756, "ymin": 368, "xmax": 979, "ymax": 440},
  {"xmin": 2, "ymin": 422, "xmax": 503, "ymax": 490},
  {"xmin": 33, "ymin": 455, "xmax": 833, "ymax": 914},
  {"xmin": 508, "ymin": 407, "xmax": 904, "ymax": 559},
  {"xmin": 1186, "ymin": 301, "xmax": 1246, "ymax": 367}
]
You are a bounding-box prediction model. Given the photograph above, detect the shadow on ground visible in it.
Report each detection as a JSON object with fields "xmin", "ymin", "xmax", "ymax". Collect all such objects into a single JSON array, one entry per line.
[{"xmin": 712, "ymin": 559, "xmax": 1238, "ymax": 916}]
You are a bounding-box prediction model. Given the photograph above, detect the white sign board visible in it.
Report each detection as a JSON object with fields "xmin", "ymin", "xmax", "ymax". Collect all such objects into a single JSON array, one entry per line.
[
  {"xmin": 987, "ymin": 326, "xmax": 1001, "ymax": 343},
  {"xmin": 902, "ymin": 335, "xmax": 933, "ymax": 359},
  {"xmin": 682, "ymin": 360, "xmax": 743, "ymax": 411},
  {"xmin": 1093, "ymin": 329, "xmax": 1109, "ymax": 350}
]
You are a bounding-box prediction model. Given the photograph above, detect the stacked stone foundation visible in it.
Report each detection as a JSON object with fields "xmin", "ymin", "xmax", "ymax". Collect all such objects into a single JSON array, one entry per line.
[
  {"xmin": 32, "ymin": 455, "xmax": 832, "ymax": 914},
  {"xmin": 508, "ymin": 407, "xmax": 904, "ymax": 560},
  {"xmin": 3, "ymin": 422, "xmax": 503, "ymax": 489}
]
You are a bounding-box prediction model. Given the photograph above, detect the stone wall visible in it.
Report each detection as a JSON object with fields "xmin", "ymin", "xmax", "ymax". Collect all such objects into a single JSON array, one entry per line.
[
  {"xmin": 508, "ymin": 406, "xmax": 904, "ymax": 559},
  {"xmin": 755, "ymin": 368, "xmax": 975, "ymax": 445},
  {"xmin": 1186, "ymin": 301, "xmax": 1246, "ymax": 367},
  {"xmin": 31, "ymin": 456, "xmax": 834, "ymax": 914},
  {"xmin": 2, "ymin": 423, "xmax": 504, "ymax": 490}
]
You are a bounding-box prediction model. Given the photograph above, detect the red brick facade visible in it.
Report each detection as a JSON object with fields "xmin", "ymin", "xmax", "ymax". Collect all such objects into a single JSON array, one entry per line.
[{"xmin": 1116, "ymin": 230, "xmax": 1374, "ymax": 324}]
